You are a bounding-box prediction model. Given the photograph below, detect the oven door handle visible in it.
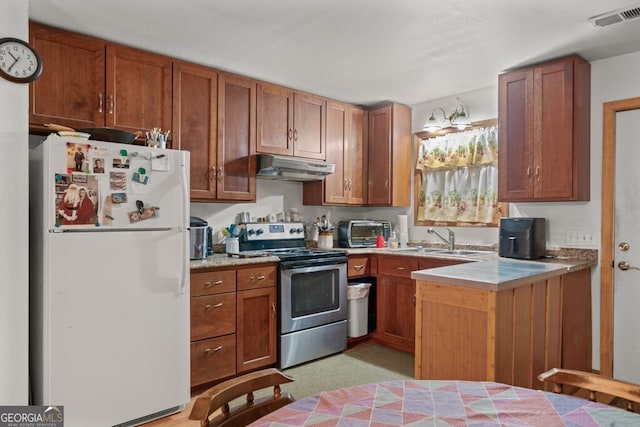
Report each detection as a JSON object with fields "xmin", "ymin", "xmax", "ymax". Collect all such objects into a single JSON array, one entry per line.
[{"xmin": 279, "ymin": 256, "xmax": 348, "ymax": 270}]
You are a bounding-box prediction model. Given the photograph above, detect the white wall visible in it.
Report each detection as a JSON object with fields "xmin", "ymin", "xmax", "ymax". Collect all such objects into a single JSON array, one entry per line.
[
  {"xmin": 191, "ymin": 180, "xmax": 411, "ymax": 242},
  {"xmin": 0, "ymin": 0, "xmax": 29, "ymax": 404}
]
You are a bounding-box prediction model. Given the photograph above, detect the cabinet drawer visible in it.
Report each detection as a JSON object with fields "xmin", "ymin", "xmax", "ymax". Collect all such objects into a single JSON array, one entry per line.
[
  {"xmin": 418, "ymin": 258, "xmax": 467, "ymax": 270},
  {"xmin": 348, "ymin": 256, "xmax": 370, "ymax": 277},
  {"xmin": 190, "ymin": 335, "xmax": 236, "ymax": 386},
  {"xmin": 191, "ymin": 269, "xmax": 236, "ymax": 296},
  {"xmin": 191, "ymin": 293, "xmax": 236, "ymax": 340},
  {"xmin": 379, "ymin": 256, "xmax": 419, "ymax": 278},
  {"xmin": 237, "ymin": 264, "xmax": 277, "ymax": 291}
]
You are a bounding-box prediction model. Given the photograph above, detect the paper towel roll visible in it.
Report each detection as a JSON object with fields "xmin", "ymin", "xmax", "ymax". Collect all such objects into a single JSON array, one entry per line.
[{"xmin": 397, "ymin": 215, "xmax": 408, "ymax": 247}]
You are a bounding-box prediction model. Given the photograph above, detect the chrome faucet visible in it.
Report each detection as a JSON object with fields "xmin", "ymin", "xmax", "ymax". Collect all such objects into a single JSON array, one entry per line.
[{"xmin": 427, "ymin": 227, "xmax": 455, "ymax": 250}]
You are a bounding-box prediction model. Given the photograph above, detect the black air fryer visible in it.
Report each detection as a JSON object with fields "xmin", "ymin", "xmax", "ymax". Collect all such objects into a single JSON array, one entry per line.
[{"xmin": 498, "ymin": 217, "xmax": 546, "ymax": 259}]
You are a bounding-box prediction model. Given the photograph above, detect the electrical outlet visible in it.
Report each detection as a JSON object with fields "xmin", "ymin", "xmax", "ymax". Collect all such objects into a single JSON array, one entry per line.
[{"xmin": 565, "ymin": 230, "xmax": 596, "ymax": 246}]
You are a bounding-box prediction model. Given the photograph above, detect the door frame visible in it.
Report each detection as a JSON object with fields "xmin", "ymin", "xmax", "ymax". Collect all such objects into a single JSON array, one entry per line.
[{"xmin": 600, "ymin": 96, "xmax": 640, "ymax": 377}]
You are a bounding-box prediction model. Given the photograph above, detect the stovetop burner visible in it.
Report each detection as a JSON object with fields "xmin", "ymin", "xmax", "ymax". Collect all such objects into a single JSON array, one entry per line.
[
  {"xmin": 238, "ymin": 221, "xmax": 344, "ymax": 262},
  {"xmin": 265, "ymin": 247, "xmax": 343, "ymax": 261}
]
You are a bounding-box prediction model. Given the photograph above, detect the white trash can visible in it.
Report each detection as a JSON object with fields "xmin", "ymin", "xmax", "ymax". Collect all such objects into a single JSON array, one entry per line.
[{"xmin": 347, "ymin": 282, "xmax": 372, "ymax": 338}]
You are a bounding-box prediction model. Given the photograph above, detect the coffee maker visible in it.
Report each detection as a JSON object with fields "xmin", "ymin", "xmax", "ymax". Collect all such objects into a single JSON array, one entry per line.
[
  {"xmin": 189, "ymin": 216, "xmax": 213, "ymax": 259},
  {"xmin": 498, "ymin": 217, "xmax": 546, "ymax": 260}
]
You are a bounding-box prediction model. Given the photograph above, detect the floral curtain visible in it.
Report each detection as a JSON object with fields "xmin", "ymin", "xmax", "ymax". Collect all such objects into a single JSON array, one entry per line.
[{"xmin": 416, "ymin": 126, "xmax": 499, "ymax": 223}]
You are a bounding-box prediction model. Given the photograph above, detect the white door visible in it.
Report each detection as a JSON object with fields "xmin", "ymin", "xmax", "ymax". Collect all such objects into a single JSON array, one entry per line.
[{"xmin": 613, "ymin": 108, "xmax": 640, "ymax": 383}]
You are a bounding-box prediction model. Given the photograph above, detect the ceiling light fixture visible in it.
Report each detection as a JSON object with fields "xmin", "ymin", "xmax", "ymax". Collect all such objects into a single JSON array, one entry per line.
[{"xmin": 422, "ymin": 98, "xmax": 471, "ymax": 132}]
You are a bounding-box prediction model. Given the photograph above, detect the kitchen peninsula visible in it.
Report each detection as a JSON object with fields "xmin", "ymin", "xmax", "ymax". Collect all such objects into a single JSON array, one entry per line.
[{"xmin": 411, "ymin": 257, "xmax": 593, "ymax": 391}]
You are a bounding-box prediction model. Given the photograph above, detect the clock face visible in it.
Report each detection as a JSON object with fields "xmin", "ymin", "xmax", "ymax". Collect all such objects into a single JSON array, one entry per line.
[{"xmin": 0, "ymin": 38, "xmax": 43, "ymax": 83}]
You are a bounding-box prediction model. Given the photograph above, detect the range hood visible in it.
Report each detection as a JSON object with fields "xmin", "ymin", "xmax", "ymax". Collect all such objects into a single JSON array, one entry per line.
[{"xmin": 256, "ymin": 154, "xmax": 335, "ymax": 181}]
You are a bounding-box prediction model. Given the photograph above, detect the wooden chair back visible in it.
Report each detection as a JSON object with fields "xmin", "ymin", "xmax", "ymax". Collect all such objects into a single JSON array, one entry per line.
[
  {"xmin": 539, "ymin": 368, "xmax": 640, "ymax": 412},
  {"xmin": 189, "ymin": 368, "xmax": 295, "ymax": 427}
]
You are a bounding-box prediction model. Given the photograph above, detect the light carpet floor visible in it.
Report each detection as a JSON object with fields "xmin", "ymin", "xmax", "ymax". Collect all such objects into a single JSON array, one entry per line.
[{"xmin": 278, "ymin": 343, "xmax": 414, "ymax": 400}]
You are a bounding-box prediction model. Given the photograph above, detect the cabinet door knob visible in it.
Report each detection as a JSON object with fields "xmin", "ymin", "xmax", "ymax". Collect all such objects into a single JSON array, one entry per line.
[
  {"xmin": 209, "ymin": 167, "xmax": 216, "ymax": 183},
  {"xmin": 526, "ymin": 167, "xmax": 531, "ymax": 177},
  {"xmin": 108, "ymin": 94, "xmax": 114, "ymax": 115},
  {"xmin": 354, "ymin": 265, "xmax": 364, "ymax": 270},
  {"xmin": 205, "ymin": 280, "xmax": 223, "ymax": 287},
  {"xmin": 250, "ymin": 275, "xmax": 266, "ymax": 282},
  {"xmin": 98, "ymin": 93, "xmax": 103, "ymax": 113},
  {"xmin": 293, "ymin": 129, "xmax": 298, "ymax": 141},
  {"xmin": 205, "ymin": 303, "xmax": 223, "ymax": 310},
  {"xmin": 288, "ymin": 128, "xmax": 293, "ymax": 141}
]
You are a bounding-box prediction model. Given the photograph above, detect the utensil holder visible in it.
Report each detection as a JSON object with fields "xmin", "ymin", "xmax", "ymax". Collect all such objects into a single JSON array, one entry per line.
[{"xmin": 318, "ymin": 231, "xmax": 333, "ymax": 249}]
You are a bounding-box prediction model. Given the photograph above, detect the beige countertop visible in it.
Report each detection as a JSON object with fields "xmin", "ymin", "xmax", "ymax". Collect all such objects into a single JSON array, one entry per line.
[
  {"xmin": 190, "ymin": 253, "xmax": 279, "ymax": 269},
  {"xmin": 191, "ymin": 246, "xmax": 596, "ymax": 280},
  {"xmin": 410, "ymin": 258, "xmax": 581, "ymax": 291}
]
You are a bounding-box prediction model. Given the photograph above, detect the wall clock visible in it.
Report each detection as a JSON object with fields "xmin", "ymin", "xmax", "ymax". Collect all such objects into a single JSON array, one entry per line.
[{"xmin": 0, "ymin": 37, "xmax": 43, "ymax": 83}]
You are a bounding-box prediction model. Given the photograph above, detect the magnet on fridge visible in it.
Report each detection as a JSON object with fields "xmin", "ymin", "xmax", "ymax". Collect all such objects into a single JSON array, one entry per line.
[
  {"xmin": 119, "ymin": 149, "xmax": 128, "ymax": 157},
  {"xmin": 151, "ymin": 155, "xmax": 169, "ymax": 171},
  {"xmin": 138, "ymin": 167, "xmax": 146, "ymax": 175},
  {"xmin": 132, "ymin": 172, "xmax": 149, "ymax": 185}
]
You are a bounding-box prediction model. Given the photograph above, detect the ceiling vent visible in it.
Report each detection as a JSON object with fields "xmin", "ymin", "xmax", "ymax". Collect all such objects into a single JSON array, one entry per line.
[{"xmin": 589, "ymin": 5, "xmax": 640, "ymax": 27}]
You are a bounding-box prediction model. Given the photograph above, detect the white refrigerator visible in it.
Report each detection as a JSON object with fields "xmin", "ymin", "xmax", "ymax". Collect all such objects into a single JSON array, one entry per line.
[{"xmin": 29, "ymin": 135, "xmax": 190, "ymax": 427}]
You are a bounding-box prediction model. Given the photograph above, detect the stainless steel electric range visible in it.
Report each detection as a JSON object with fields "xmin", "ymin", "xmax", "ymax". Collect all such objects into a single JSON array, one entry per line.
[{"xmin": 239, "ymin": 222, "xmax": 348, "ymax": 368}]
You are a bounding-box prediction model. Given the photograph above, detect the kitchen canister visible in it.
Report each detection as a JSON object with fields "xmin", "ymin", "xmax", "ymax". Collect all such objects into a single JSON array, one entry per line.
[
  {"xmin": 226, "ymin": 237, "xmax": 239, "ymax": 254},
  {"xmin": 318, "ymin": 230, "xmax": 334, "ymax": 249},
  {"xmin": 305, "ymin": 223, "xmax": 319, "ymax": 242}
]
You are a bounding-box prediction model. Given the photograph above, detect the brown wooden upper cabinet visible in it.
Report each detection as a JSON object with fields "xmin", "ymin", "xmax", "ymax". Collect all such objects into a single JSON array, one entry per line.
[
  {"xmin": 173, "ymin": 65, "xmax": 255, "ymax": 202},
  {"xmin": 172, "ymin": 61, "xmax": 218, "ymax": 201},
  {"xmin": 29, "ymin": 22, "xmax": 172, "ymax": 134},
  {"xmin": 367, "ymin": 103, "xmax": 412, "ymax": 206},
  {"xmin": 498, "ymin": 55, "xmax": 590, "ymax": 202},
  {"xmin": 303, "ymin": 102, "xmax": 367, "ymax": 205},
  {"xmin": 256, "ymin": 82, "xmax": 326, "ymax": 160},
  {"xmin": 216, "ymin": 72, "xmax": 256, "ymax": 202}
]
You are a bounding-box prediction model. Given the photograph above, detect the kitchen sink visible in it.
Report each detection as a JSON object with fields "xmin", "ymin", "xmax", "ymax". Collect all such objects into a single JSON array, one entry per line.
[
  {"xmin": 387, "ymin": 247, "xmax": 443, "ymax": 253},
  {"xmin": 385, "ymin": 247, "xmax": 494, "ymax": 258},
  {"xmin": 437, "ymin": 249, "xmax": 492, "ymax": 256}
]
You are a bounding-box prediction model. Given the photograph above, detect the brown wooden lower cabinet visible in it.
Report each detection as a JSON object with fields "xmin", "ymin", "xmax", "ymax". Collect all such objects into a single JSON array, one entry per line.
[
  {"xmin": 236, "ymin": 286, "xmax": 277, "ymax": 373},
  {"xmin": 347, "ymin": 256, "xmax": 371, "ymax": 278},
  {"xmin": 374, "ymin": 255, "xmax": 466, "ymax": 354},
  {"xmin": 190, "ymin": 334, "xmax": 236, "ymax": 387},
  {"xmin": 377, "ymin": 274, "xmax": 416, "ymax": 353},
  {"xmin": 414, "ymin": 269, "xmax": 591, "ymax": 390},
  {"xmin": 190, "ymin": 263, "xmax": 277, "ymax": 389}
]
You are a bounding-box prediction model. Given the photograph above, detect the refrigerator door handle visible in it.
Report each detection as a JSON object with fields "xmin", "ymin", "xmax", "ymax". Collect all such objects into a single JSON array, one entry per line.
[
  {"xmin": 180, "ymin": 152, "xmax": 190, "ymax": 295},
  {"xmin": 180, "ymin": 229, "xmax": 189, "ymax": 295}
]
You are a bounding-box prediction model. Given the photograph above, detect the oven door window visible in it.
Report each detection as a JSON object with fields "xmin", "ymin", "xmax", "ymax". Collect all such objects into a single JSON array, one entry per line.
[
  {"xmin": 290, "ymin": 269, "xmax": 339, "ymax": 318},
  {"xmin": 280, "ymin": 262, "xmax": 347, "ymax": 334}
]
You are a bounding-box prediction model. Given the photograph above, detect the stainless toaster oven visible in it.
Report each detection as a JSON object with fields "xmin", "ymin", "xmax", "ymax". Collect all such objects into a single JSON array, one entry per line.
[{"xmin": 338, "ymin": 220, "xmax": 391, "ymax": 248}]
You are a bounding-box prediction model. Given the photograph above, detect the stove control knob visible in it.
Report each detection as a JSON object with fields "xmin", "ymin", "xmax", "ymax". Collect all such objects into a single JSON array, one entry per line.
[
  {"xmin": 255, "ymin": 228, "xmax": 264, "ymax": 235},
  {"xmin": 289, "ymin": 228, "xmax": 296, "ymax": 234},
  {"xmin": 247, "ymin": 228, "xmax": 255, "ymax": 236},
  {"xmin": 296, "ymin": 227, "xmax": 304, "ymax": 233}
]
